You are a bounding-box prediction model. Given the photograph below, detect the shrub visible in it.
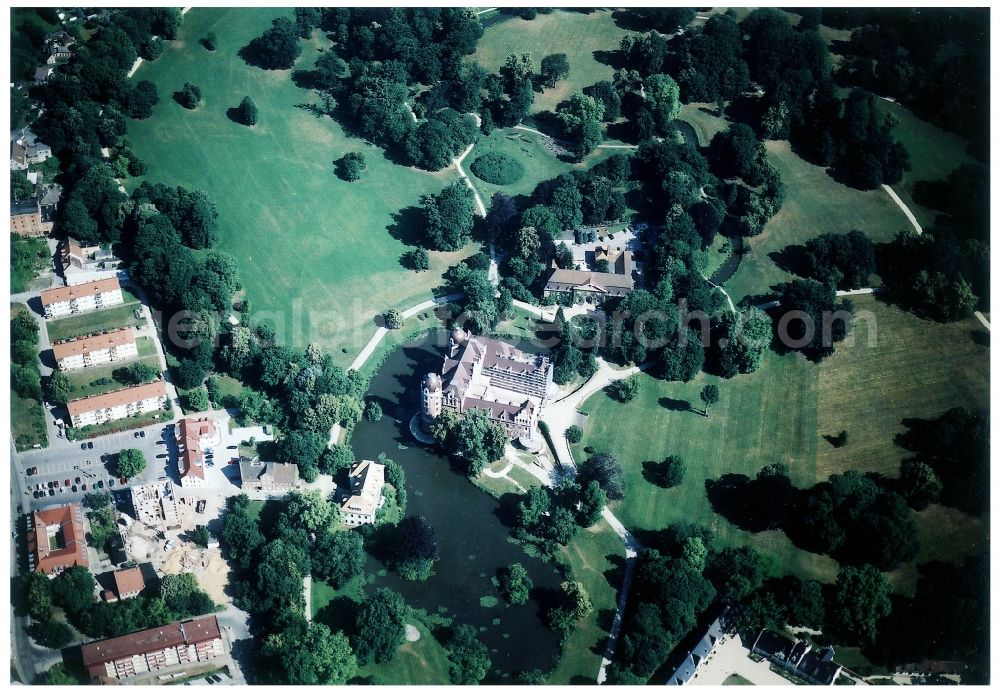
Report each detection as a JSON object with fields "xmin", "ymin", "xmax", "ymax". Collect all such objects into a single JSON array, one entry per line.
[
  {"xmin": 177, "ymin": 83, "xmax": 202, "ymax": 109},
  {"xmin": 564, "ymin": 425, "xmax": 583, "ymax": 444},
  {"xmin": 337, "ymin": 152, "xmax": 366, "ymax": 181},
  {"xmin": 469, "ymin": 152, "xmax": 524, "ymax": 185}
]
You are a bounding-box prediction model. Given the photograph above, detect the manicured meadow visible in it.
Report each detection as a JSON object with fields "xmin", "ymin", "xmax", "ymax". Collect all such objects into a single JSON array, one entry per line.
[
  {"xmin": 11, "ymin": 390, "xmax": 47, "ymax": 451},
  {"xmin": 126, "ymin": 8, "xmax": 473, "ymax": 364},
  {"xmin": 469, "ymin": 9, "xmax": 633, "ymax": 116},
  {"xmin": 572, "ymin": 296, "xmax": 987, "ymax": 593},
  {"xmin": 46, "ymin": 301, "xmax": 143, "ymax": 343}
]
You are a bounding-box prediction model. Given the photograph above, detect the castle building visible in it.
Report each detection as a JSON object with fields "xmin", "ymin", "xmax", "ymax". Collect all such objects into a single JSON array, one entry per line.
[{"xmin": 421, "ymin": 328, "xmax": 553, "ymax": 443}]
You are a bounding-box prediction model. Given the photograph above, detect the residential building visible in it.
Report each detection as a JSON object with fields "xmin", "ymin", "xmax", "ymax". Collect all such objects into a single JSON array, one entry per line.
[
  {"xmin": 112, "ymin": 566, "xmax": 145, "ymax": 600},
  {"xmin": 130, "ymin": 480, "xmax": 181, "ymax": 531},
  {"xmin": 751, "ymin": 629, "xmax": 844, "ymax": 686},
  {"xmin": 665, "ymin": 614, "xmax": 728, "ymax": 685},
  {"xmin": 60, "ymin": 235, "xmax": 121, "ymax": 284},
  {"xmin": 51, "ymin": 328, "xmax": 137, "ymax": 371},
  {"xmin": 238, "ymin": 457, "xmax": 298, "ymax": 493},
  {"xmin": 66, "ymin": 380, "xmax": 167, "ymax": 429},
  {"xmin": 10, "ymin": 127, "xmax": 52, "ymax": 170},
  {"xmin": 176, "ymin": 417, "xmax": 219, "ymax": 488},
  {"xmin": 26, "ymin": 503, "xmax": 89, "ymax": 577},
  {"xmin": 33, "ymin": 65, "xmax": 54, "ymax": 82},
  {"xmin": 40, "ymin": 277, "xmax": 125, "ymax": 319},
  {"xmin": 80, "ymin": 615, "xmax": 225, "ymax": 683},
  {"xmin": 543, "ymin": 246, "xmax": 635, "ymax": 303},
  {"xmin": 38, "ymin": 182, "xmax": 61, "ymax": 231},
  {"xmin": 341, "ymin": 459, "xmax": 385, "ymax": 526},
  {"xmin": 10, "ymin": 197, "xmax": 45, "ymax": 237},
  {"xmin": 46, "ymin": 43, "xmax": 74, "ymax": 63},
  {"xmin": 421, "ymin": 328, "xmax": 553, "ymax": 443}
]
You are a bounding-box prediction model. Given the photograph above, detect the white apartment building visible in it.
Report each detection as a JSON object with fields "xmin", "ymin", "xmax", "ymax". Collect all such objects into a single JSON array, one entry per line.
[
  {"xmin": 341, "ymin": 459, "xmax": 386, "ymax": 526},
  {"xmin": 40, "ymin": 277, "xmax": 125, "ymax": 319},
  {"xmin": 67, "ymin": 380, "xmax": 167, "ymax": 429},
  {"xmin": 51, "ymin": 328, "xmax": 138, "ymax": 371}
]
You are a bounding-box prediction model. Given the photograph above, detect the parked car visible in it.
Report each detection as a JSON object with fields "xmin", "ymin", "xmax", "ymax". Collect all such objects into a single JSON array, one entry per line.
[
  {"xmin": 108, "ymin": 479, "xmax": 115, "ymax": 488},
  {"xmin": 27, "ymin": 467, "xmax": 37, "ymax": 476},
  {"xmin": 64, "ymin": 479, "xmax": 71, "ymax": 487},
  {"xmin": 47, "ymin": 489, "xmax": 55, "ymax": 497},
  {"xmin": 134, "ymin": 431, "xmax": 140, "ymax": 438},
  {"xmin": 140, "ymin": 431, "xmax": 146, "ymax": 438},
  {"xmin": 81, "ymin": 484, "xmax": 88, "ymax": 491},
  {"xmin": 75, "ymin": 477, "xmax": 81, "ymax": 484},
  {"xmin": 96, "ymin": 480, "xmax": 104, "ymax": 489},
  {"xmin": 71, "ymin": 485, "xmax": 77, "ymax": 493},
  {"xmin": 119, "ymin": 477, "xmax": 127, "ymax": 485},
  {"xmin": 87, "ymin": 442, "xmax": 94, "ymax": 450},
  {"xmin": 81, "ymin": 443, "xmax": 88, "ymax": 450},
  {"xmin": 156, "ymin": 454, "xmax": 167, "ymax": 459},
  {"xmin": 227, "ymin": 445, "xmax": 237, "ymax": 450}
]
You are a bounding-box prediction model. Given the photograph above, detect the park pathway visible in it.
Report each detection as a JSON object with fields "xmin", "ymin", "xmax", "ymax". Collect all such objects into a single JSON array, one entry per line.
[
  {"xmin": 127, "ymin": 7, "xmax": 192, "ymax": 78},
  {"xmin": 452, "ymin": 143, "xmax": 487, "ymax": 217},
  {"xmin": 882, "ymin": 184, "xmax": 923, "ymax": 235},
  {"xmin": 974, "ymin": 311, "xmax": 990, "ymax": 331}
]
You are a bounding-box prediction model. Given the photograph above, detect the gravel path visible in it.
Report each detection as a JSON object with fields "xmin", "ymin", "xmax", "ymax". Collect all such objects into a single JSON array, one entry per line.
[{"xmin": 882, "ymin": 184, "xmax": 923, "ymax": 235}]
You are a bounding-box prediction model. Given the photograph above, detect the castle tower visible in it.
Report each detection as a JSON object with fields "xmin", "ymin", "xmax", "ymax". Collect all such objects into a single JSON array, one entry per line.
[{"xmin": 421, "ymin": 372, "xmax": 442, "ymax": 425}]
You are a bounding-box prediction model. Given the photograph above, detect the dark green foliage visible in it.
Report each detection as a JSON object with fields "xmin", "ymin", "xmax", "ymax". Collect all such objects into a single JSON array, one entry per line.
[
  {"xmin": 699, "ymin": 384, "xmax": 719, "ymax": 416},
  {"xmin": 11, "ymin": 237, "xmax": 49, "ymax": 293},
  {"xmin": 313, "ymin": 529, "xmax": 365, "ymax": 589},
  {"xmin": 422, "ymin": 182, "xmax": 475, "ymax": 251},
  {"xmin": 801, "ymin": 230, "xmax": 876, "ymax": 290},
  {"xmin": 352, "ymin": 587, "xmax": 408, "ymax": 665},
  {"xmin": 126, "ymin": 79, "xmax": 159, "ymax": 119},
  {"xmin": 606, "ymin": 375, "xmax": 639, "ymax": 403},
  {"xmin": 715, "ymin": 306, "xmax": 772, "ymax": 378},
  {"xmin": 829, "ymin": 564, "xmax": 891, "ymax": 644},
  {"xmin": 651, "ymin": 455, "xmax": 686, "ymax": 489},
  {"xmin": 404, "ymin": 110, "xmax": 477, "ymax": 171},
  {"xmin": 34, "ymin": 664, "xmax": 79, "ymax": 685},
  {"xmin": 159, "ymin": 573, "xmax": 216, "ymax": 618},
  {"xmin": 578, "ymin": 479, "xmax": 607, "ymax": 527},
  {"xmin": 363, "ymin": 400, "xmax": 383, "ymax": 422},
  {"xmin": 133, "ymin": 182, "xmax": 220, "ymax": 249},
  {"xmin": 28, "ymin": 619, "xmax": 75, "ymax": 649},
  {"xmin": 22, "ymin": 572, "xmax": 53, "ymax": 621},
  {"xmin": 201, "ymin": 31, "xmax": 217, "ymax": 50},
  {"xmin": 177, "ymin": 82, "xmax": 201, "ymax": 109},
  {"xmin": 403, "ymin": 246, "xmax": 430, "ymax": 271},
  {"xmin": 193, "ymin": 524, "xmax": 211, "ymax": 548},
  {"xmin": 705, "ymin": 546, "xmax": 768, "ymax": 601},
  {"xmin": 114, "ymin": 361, "xmax": 158, "ymax": 385},
  {"xmin": 236, "ymin": 96, "xmax": 258, "ymax": 126},
  {"xmin": 895, "ymin": 408, "xmax": 988, "ymax": 515},
  {"xmin": 391, "ymin": 515, "xmax": 439, "ymax": 581},
  {"xmin": 115, "ymin": 448, "xmax": 146, "ymax": 479},
  {"xmin": 47, "ymin": 371, "xmax": 73, "ymax": 406},
  {"xmin": 469, "ymin": 151, "xmax": 524, "ymax": 185},
  {"xmin": 51, "ymin": 566, "xmax": 96, "ymax": 618},
  {"xmin": 11, "ymin": 170, "xmax": 35, "ymax": 202},
  {"xmin": 564, "ymin": 425, "xmax": 583, "ymax": 444},
  {"xmin": 276, "ymin": 429, "xmax": 327, "ymax": 482},
  {"xmin": 773, "ymin": 279, "xmax": 853, "ymax": 360},
  {"xmin": 222, "ymin": 494, "xmax": 265, "ymax": 572},
  {"xmin": 577, "ymin": 452, "xmax": 625, "ymax": 500},
  {"xmin": 708, "ymin": 123, "xmax": 767, "ymax": 185},
  {"xmin": 261, "ymin": 615, "xmax": 357, "ymax": 684},
  {"xmin": 245, "ymin": 17, "xmax": 301, "ymax": 70},
  {"xmin": 447, "ymin": 624, "xmax": 491, "ymax": 684},
  {"xmin": 539, "ymin": 53, "xmax": 570, "ymax": 88},
  {"xmin": 497, "ymin": 563, "xmax": 533, "ymax": 606},
  {"xmin": 336, "ymin": 151, "xmax": 366, "ymax": 181}
]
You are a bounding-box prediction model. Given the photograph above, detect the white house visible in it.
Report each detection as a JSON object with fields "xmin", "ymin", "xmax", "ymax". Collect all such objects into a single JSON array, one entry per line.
[
  {"xmin": 51, "ymin": 328, "xmax": 138, "ymax": 371},
  {"xmin": 340, "ymin": 460, "xmax": 386, "ymax": 526},
  {"xmin": 176, "ymin": 417, "xmax": 219, "ymax": 488},
  {"xmin": 40, "ymin": 277, "xmax": 124, "ymax": 319},
  {"xmin": 67, "ymin": 380, "xmax": 167, "ymax": 429}
]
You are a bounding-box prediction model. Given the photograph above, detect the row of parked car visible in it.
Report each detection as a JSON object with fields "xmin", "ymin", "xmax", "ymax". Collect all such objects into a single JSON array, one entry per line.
[{"xmin": 29, "ymin": 471, "xmax": 128, "ymax": 499}]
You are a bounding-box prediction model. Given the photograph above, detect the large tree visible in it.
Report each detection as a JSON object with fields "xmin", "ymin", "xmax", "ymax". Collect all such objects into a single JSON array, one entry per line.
[
  {"xmin": 352, "ymin": 588, "xmax": 408, "ymax": 664},
  {"xmin": 447, "ymin": 624, "xmax": 491, "ymax": 684},
  {"xmin": 577, "ymin": 452, "xmax": 625, "ymax": 500},
  {"xmin": 115, "ymin": 449, "xmax": 147, "ymax": 479},
  {"xmin": 262, "ymin": 615, "xmax": 357, "ymax": 684},
  {"xmin": 829, "ymin": 564, "xmax": 892, "ymax": 644},
  {"xmin": 497, "ymin": 563, "xmax": 533, "ymax": 606},
  {"xmin": 391, "ymin": 515, "xmax": 439, "ymax": 581},
  {"xmin": 246, "ymin": 17, "xmax": 301, "ymax": 69},
  {"xmin": 312, "ymin": 529, "xmax": 365, "ymax": 588},
  {"xmin": 422, "ymin": 182, "xmax": 476, "ymax": 251}
]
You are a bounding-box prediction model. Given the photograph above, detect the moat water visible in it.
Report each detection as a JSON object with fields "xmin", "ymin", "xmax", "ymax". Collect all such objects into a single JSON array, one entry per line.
[{"xmin": 349, "ymin": 331, "xmax": 563, "ymax": 681}]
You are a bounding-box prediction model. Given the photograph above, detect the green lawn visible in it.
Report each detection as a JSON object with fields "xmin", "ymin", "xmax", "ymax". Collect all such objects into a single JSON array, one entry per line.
[
  {"xmin": 469, "ymin": 9, "xmax": 633, "ymax": 117},
  {"xmin": 677, "ymin": 102, "xmax": 728, "ymax": 147},
  {"xmin": 125, "ymin": 7, "xmax": 474, "ymax": 365},
  {"xmin": 11, "ymin": 390, "xmax": 47, "ymax": 451},
  {"xmin": 46, "ymin": 302, "xmax": 144, "ymax": 343},
  {"xmin": 466, "ymin": 127, "xmax": 619, "ymax": 206},
  {"xmin": 572, "ymin": 298, "xmax": 987, "ymax": 593},
  {"xmin": 723, "ymin": 673, "xmax": 755, "ymax": 685},
  {"xmin": 549, "ymin": 521, "xmax": 624, "ymax": 685},
  {"xmin": 724, "ymin": 141, "xmax": 913, "ymax": 303},
  {"xmin": 62, "ymin": 338, "xmax": 160, "ymax": 399},
  {"xmin": 875, "ymin": 99, "xmax": 977, "ymax": 231},
  {"xmin": 67, "ymin": 407, "xmax": 173, "ymax": 440}
]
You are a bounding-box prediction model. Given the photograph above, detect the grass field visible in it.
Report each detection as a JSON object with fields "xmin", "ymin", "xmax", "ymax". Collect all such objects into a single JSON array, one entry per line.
[
  {"xmin": 469, "ymin": 9, "xmax": 633, "ymax": 116},
  {"xmin": 572, "ymin": 296, "xmax": 987, "ymax": 592},
  {"xmin": 11, "ymin": 390, "xmax": 47, "ymax": 451},
  {"xmin": 875, "ymin": 99, "xmax": 977, "ymax": 231},
  {"xmin": 466, "ymin": 127, "xmax": 618, "ymax": 206},
  {"xmin": 549, "ymin": 521, "xmax": 623, "ymax": 685},
  {"xmin": 677, "ymin": 103, "xmax": 729, "ymax": 147},
  {"xmin": 723, "ymin": 673, "xmax": 756, "ymax": 685},
  {"xmin": 126, "ymin": 8, "xmax": 474, "ymax": 364},
  {"xmin": 46, "ymin": 302, "xmax": 143, "ymax": 343},
  {"xmin": 724, "ymin": 141, "xmax": 913, "ymax": 303},
  {"xmin": 62, "ymin": 341, "xmax": 161, "ymax": 399}
]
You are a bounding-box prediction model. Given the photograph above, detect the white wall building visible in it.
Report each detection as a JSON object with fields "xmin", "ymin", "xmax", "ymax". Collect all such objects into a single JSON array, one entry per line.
[
  {"xmin": 41, "ymin": 277, "xmax": 124, "ymax": 319},
  {"xmin": 67, "ymin": 380, "xmax": 167, "ymax": 429},
  {"xmin": 51, "ymin": 328, "xmax": 138, "ymax": 371}
]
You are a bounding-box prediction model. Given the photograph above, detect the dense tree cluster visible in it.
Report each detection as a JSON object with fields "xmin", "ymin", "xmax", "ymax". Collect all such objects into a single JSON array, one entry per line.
[
  {"xmin": 336, "ymin": 151, "xmax": 366, "ymax": 181},
  {"xmin": 513, "ymin": 477, "xmax": 605, "ymax": 556},
  {"xmin": 772, "ymin": 279, "xmax": 853, "ymax": 360},
  {"xmin": 799, "ymin": 230, "xmax": 876, "ymax": 290},
  {"xmin": 421, "ymin": 182, "xmax": 476, "ymax": 251},
  {"xmin": 431, "ymin": 406, "xmax": 507, "ymax": 476},
  {"xmin": 244, "ymin": 17, "xmax": 301, "ymax": 70},
  {"xmin": 11, "ymin": 308, "xmax": 42, "ymax": 406},
  {"xmin": 447, "ymin": 624, "xmax": 491, "ymax": 684},
  {"xmin": 833, "ymin": 8, "xmax": 988, "ymax": 148},
  {"xmin": 388, "ymin": 515, "xmax": 439, "ymax": 581}
]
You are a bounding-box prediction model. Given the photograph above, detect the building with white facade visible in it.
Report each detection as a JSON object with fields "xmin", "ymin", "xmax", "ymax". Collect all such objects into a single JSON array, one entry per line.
[
  {"xmin": 40, "ymin": 277, "xmax": 124, "ymax": 319},
  {"xmin": 176, "ymin": 417, "xmax": 219, "ymax": 488},
  {"xmin": 66, "ymin": 380, "xmax": 167, "ymax": 429},
  {"xmin": 51, "ymin": 327, "xmax": 138, "ymax": 371},
  {"xmin": 341, "ymin": 459, "xmax": 385, "ymax": 526}
]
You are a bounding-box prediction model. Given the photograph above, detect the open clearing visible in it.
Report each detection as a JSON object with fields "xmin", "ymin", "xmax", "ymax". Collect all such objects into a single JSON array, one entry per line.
[
  {"xmin": 573, "ymin": 296, "xmax": 987, "ymax": 593},
  {"xmin": 126, "ymin": 8, "xmax": 473, "ymax": 364},
  {"xmin": 46, "ymin": 299, "xmax": 143, "ymax": 343},
  {"xmin": 469, "ymin": 9, "xmax": 633, "ymax": 117}
]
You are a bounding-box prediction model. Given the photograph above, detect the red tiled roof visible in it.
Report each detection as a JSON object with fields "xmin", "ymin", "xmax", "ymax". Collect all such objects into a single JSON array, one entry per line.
[
  {"xmin": 66, "ymin": 380, "xmax": 167, "ymax": 417},
  {"xmin": 80, "ymin": 615, "xmax": 222, "ymax": 677},
  {"xmin": 40, "ymin": 277, "xmax": 121, "ymax": 306},
  {"xmin": 29, "ymin": 503, "xmax": 88, "ymax": 575},
  {"xmin": 113, "ymin": 567, "xmax": 145, "ymax": 597},
  {"xmin": 51, "ymin": 327, "xmax": 135, "ymax": 361}
]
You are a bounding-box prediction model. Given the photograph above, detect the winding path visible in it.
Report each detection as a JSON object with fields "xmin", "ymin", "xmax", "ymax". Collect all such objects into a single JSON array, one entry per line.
[{"xmin": 452, "ymin": 143, "xmax": 487, "ymax": 218}]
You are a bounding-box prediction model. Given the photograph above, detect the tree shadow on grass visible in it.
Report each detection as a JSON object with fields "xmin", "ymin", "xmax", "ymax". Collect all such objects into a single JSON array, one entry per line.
[
  {"xmin": 313, "ymin": 595, "xmax": 361, "ymax": 636},
  {"xmin": 971, "ymin": 329, "xmax": 989, "ymax": 347},
  {"xmin": 386, "ymin": 205, "xmax": 426, "ymax": 248},
  {"xmin": 768, "ymin": 244, "xmax": 811, "ymax": 279},
  {"xmin": 601, "ymin": 553, "xmax": 625, "ymax": 591},
  {"xmin": 658, "ymin": 396, "xmax": 691, "ymax": 413},
  {"xmin": 610, "ymin": 9, "xmax": 652, "ymax": 31},
  {"xmin": 293, "ymin": 102, "xmax": 331, "ymax": 120},
  {"xmin": 592, "ymin": 49, "xmax": 627, "ymax": 70}
]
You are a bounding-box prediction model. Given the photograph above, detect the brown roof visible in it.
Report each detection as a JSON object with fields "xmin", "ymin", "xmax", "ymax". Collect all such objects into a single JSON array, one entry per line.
[
  {"xmin": 81, "ymin": 615, "xmax": 222, "ymax": 675},
  {"xmin": 177, "ymin": 417, "xmax": 216, "ymax": 480},
  {"xmin": 113, "ymin": 567, "xmax": 145, "ymax": 596},
  {"xmin": 11, "ymin": 141, "xmax": 27, "ymax": 165},
  {"xmin": 464, "ymin": 397, "xmax": 534, "ymax": 421},
  {"xmin": 545, "ymin": 251, "xmax": 634, "ymax": 295},
  {"xmin": 29, "ymin": 503, "xmax": 88, "ymax": 575},
  {"xmin": 66, "ymin": 380, "xmax": 167, "ymax": 417},
  {"xmin": 51, "ymin": 327, "xmax": 135, "ymax": 361},
  {"xmin": 40, "ymin": 277, "xmax": 121, "ymax": 306}
]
